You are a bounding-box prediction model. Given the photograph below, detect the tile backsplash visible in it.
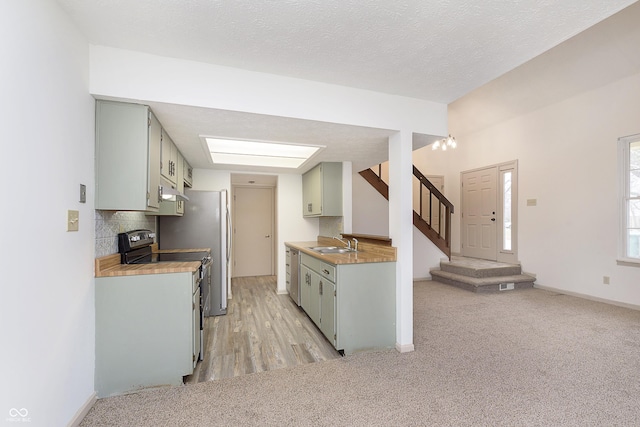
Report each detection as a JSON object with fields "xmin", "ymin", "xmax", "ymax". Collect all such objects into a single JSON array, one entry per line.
[
  {"xmin": 95, "ymin": 210, "xmax": 157, "ymax": 257},
  {"xmin": 319, "ymin": 216, "xmax": 343, "ymax": 238}
]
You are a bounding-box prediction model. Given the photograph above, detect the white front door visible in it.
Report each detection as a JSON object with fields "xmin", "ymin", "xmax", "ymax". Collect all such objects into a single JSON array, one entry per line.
[
  {"xmin": 232, "ymin": 186, "xmax": 274, "ymax": 277},
  {"xmin": 462, "ymin": 167, "xmax": 498, "ymax": 260}
]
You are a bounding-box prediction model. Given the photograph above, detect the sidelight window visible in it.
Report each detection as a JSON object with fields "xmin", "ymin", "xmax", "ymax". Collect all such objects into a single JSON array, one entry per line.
[
  {"xmin": 619, "ymin": 134, "xmax": 640, "ymax": 261},
  {"xmin": 502, "ymin": 171, "xmax": 512, "ymax": 251}
]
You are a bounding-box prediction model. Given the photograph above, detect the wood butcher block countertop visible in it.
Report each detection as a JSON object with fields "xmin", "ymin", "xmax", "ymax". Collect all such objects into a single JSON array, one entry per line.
[
  {"xmin": 95, "ymin": 246, "xmax": 210, "ymax": 278},
  {"xmin": 286, "ymin": 236, "xmax": 396, "ymax": 265}
]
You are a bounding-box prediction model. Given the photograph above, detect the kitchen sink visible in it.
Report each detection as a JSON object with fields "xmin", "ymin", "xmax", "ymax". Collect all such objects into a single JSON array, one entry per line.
[{"xmin": 308, "ymin": 246, "xmax": 356, "ymax": 254}]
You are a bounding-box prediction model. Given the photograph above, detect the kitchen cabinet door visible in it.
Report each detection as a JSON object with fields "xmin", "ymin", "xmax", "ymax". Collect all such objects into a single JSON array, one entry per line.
[
  {"xmin": 176, "ymin": 151, "xmax": 185, "ymax": 194},
  {"xmin": 184, "ymin": 157, "xmax": 193, "ymax": 187},
  {"xmin": 302, "ymin": 162, "xmax": 343, "ymax": 217},
  {"xmin": 151, "ymin": 150, "xmax": 185, "ymax": 216},
  {"xmin": 308, "ymin": 269, "xmax": 321, "ymax": 327},
  {"xmin": 302, "ymin": 163, "xmax": 322, "ymax": 216},
  {"xmin": 320, "ymin": 279, "xmax": 336, "ymax": 346},
  {"xmin": 300, "ymin": 264, "xmax": 312, "ymax": 315},
  {"xmin": 161, "ymin": 129, "xmax": 178, "ymax": 185},
  {"xmin": 95, "ymin": 100, "xmax": 161, "ymax": 211}
]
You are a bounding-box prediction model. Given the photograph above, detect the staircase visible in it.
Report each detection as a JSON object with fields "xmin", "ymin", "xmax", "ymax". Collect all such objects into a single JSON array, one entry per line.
[
  {"xmin": 359, "ymin": 164, "xmax": 454, "ymax": 259},
  {"xmin": 430, "ymin": 257, "xmax": 536, "ymax": 293}
]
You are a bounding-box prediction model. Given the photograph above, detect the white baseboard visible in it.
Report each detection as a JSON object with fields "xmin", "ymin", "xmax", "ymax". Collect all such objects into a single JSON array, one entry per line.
[
  {"xmin": 67, "ymin": 392, "xmax": 96, "ymax": 427},
  {"xmin": 534, "ymin": 284, "xmax": 640, "ymax": 311},
  {"xmin": 395, "ymin": 342, "xmax": 415, "ymax": 353}
]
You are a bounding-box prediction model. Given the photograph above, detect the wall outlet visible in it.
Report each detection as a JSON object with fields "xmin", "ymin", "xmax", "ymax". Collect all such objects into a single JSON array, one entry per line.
[
  {"xmin": 603, "ymin": 276, "xmax": 610, "ymax": 285},
  {"xmin": 67, "ymin": 210, "xmax": 79, "ymax": 232}
]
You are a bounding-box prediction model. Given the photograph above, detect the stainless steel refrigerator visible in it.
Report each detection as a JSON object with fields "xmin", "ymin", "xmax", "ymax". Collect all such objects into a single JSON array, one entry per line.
[{"xmin": 158, "ymin": 189, "xmax": 230, "ymax": 316}]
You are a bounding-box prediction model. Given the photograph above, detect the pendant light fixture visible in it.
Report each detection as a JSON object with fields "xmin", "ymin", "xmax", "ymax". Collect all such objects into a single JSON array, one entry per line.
[{"xmin": 432, "ymin": 134, "xmax": 457, "ymax": 151}]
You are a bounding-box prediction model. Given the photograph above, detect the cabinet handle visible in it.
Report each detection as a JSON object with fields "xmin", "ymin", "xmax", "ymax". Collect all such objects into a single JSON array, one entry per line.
[
  {"xmin": 319, "ymin": 281, "xmax": 323, "ymax": 295},
  {"xmin": 323, "ymin": 269, "xmax": 330, "ymax": 275}
]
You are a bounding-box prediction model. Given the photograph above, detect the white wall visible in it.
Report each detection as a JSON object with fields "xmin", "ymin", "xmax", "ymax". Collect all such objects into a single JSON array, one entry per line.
[
  {"xmin": 438, "ymin": 3, "xmax": 640, "ymax": 307},
  {"xmin": 352, "ymin": 165, "xmax": 449, "ymax": 279},
  {"xmin": 1, "ymin": 1, "xmax": 95, "ymax": 425},
  {"xmin": 352, "ymin": 173, "xmax": 390, "ymax": 236},
  {"xmin": 444, "ymin": 71, "xmax": 640, "ymax": 306},
  {"xmin": 90, "ymin": 46, "xmax": 446, "ymax": 134},
  {"xmin": 276, "ymin": 174, "xmax": 321, "ymax": 292}
]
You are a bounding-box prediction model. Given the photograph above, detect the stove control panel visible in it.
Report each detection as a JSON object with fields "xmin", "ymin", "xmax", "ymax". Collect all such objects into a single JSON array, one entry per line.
[{"xmin": 118, "ymin": 229, "xmax": 156, "ymax": 253}]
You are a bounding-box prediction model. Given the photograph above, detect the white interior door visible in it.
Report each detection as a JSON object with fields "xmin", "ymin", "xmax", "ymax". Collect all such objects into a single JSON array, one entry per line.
[
  {"xmin": 462, "ymin": 167, "xmax": 498, "ymax": 260},
  {"xmin": 232, "ymin": 186, "xmax": 274, "ymax": 277}
]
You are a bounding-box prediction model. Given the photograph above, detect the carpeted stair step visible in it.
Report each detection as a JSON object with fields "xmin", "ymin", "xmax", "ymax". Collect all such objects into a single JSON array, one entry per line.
[
  {"xmin": 430, "ymin": 269, "xmax": 535, "ymax": 293},
  {"xmin": 439, "ymin": 258, "xmax": 522, "ymax": 278}
]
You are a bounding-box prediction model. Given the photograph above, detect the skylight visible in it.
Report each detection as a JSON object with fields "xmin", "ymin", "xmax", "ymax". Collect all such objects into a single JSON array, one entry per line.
[{"xmin": 205, "ymin": 137, "xmax": 322, "ymax": 168}]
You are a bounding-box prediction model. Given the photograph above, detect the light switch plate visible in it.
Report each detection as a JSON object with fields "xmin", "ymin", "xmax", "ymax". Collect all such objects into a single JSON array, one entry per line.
[
  {"xmin": 67, "ymin": 210, "xmax": 79, "ymax": 232},
  {"xmin": 80, "ymin": 184, "xmax": 86, "ymax": 203}
]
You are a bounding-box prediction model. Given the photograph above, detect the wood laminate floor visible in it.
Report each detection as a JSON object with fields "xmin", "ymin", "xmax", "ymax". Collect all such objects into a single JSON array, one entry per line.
[{"xmin": 185, "ymin": 275, "xmax": 340, "ymax": 384}]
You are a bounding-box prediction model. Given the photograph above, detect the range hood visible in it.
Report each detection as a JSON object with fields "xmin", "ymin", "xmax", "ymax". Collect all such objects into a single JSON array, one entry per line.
[{"xmin": 160, "ymin": 178, "xmax": 189, "ymax": 201}]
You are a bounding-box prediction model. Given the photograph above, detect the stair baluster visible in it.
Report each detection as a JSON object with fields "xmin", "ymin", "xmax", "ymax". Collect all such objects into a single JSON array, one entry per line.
[{"xmin": 359, "ymin": 164, "xmax": 454, "ymax": 260}]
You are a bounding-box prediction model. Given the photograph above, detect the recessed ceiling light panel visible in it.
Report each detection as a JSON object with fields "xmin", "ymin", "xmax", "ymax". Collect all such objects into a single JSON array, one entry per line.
[{"xmin": 205, "ymin": 137, "xmax": 323, "ymax": 168}]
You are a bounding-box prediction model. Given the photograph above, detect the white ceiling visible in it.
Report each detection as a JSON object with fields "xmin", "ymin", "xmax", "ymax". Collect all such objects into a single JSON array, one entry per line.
[{"xmin": 57, "ymin": 0, "xmax": 638, "ymax": 173}]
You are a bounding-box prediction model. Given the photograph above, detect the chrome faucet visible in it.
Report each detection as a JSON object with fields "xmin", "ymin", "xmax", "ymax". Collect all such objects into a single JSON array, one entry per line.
[
  {"xmin": 333, "ymin": 236, "xmax": 351, "ymax": 249},
  {"xmin": 352, "ymin": 238, "xmax": 358, "ymax": 252}
]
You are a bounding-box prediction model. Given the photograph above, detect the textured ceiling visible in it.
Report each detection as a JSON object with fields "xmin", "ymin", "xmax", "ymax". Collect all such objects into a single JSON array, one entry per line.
[
  {"xmin": 57, "ymin": 0, "xmax": 638, "ymax": 172},
  {"xmin": 146, "ymin": 101, "xmax": 400, "ymax": 173}
]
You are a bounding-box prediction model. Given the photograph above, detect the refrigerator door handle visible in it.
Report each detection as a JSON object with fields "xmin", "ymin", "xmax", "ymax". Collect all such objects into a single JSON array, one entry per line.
[{"xmin": 226, "ymin": 209, "xmax": 232, "ymax": 261}]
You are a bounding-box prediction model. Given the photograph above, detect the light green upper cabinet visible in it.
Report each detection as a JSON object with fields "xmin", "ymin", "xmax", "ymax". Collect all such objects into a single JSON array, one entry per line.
[
  {"xmin": 183, "ymin": 157, "xmax": 193, "ymax": 188},
  {"xmin": 160, "ymin": 129, "xmax": 178, "ymax": 186},
  {"xmin": 95, "ymin": 100, "xmax": 161, "ymax": 211},
  {"xmin": 302, "ymin": 162, "xmax": 342, "ymax": 217},
  {"xmin": 153, "ymin": 150, "xmax": 185, "ymax": 216}
]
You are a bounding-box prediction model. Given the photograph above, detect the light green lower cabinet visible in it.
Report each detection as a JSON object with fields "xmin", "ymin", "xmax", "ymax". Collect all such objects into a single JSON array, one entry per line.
[
  {"xmin": 300, "ymin": 264, "xmax": 312, "ymax": 314},
  {"xmin": 300, "ymin": 253, "xmax": 396, "ymax": 355},
  {"xmin": 320, "ymin": 279, "xmax": 336, "ymax": 346},
  {"xmin": 95, "ymin": 271, "xmax": 198, "ymax": 397}
]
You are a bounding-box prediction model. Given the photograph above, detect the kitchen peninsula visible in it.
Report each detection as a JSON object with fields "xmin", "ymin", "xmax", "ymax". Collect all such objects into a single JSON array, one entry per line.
[
  {"xmin": 285, "ymin": 236, "xmax": 397, "ymax": 355},
  {"xmin": 94, "ymin": 245, "xmax": 209, "ymax": 397}
]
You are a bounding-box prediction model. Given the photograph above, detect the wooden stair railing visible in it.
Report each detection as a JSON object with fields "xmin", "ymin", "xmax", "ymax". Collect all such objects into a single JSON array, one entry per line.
[{"xmin": 358, "ymin": 165, "xmax": 454, "ymax": 260}]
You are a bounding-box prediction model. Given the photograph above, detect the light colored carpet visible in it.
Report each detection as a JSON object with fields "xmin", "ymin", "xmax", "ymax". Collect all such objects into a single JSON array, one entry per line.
[{"xmin": 80, "ymin": 281, "xmax": 640, "ymax": 426}]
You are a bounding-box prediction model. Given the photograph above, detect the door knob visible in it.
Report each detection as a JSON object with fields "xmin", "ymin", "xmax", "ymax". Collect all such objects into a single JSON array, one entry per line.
[{"xmin": 265, "ymin": 235, "xmax": 271, "ymax": 238}]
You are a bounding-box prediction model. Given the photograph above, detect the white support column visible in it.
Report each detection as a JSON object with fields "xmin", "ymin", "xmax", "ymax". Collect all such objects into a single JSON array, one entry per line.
[
  {"xmin": 342, "ymin": 161, "xmax": 353, "ymax": 234},
  {"xmin": 388, "ymin": 131, "xmax": 414, "ymax": 353}
]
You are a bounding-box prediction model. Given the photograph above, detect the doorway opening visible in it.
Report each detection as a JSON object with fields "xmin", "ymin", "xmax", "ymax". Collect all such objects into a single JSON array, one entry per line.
[{"xmin": 231, "ymin": 174, "xmax": 277, "ymax": 277}]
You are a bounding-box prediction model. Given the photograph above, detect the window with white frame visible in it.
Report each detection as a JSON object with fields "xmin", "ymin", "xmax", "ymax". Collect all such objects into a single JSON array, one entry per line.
[{"xmin": 619, "ymin": 134, "xmax": 640, "ymax": 261}]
